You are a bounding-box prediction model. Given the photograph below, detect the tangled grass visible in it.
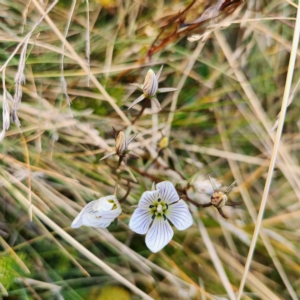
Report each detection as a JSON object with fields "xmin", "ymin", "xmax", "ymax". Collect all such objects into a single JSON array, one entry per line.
[{"xmin": 1, "ymin": 0, "xmax": 300, "ymax": 299}]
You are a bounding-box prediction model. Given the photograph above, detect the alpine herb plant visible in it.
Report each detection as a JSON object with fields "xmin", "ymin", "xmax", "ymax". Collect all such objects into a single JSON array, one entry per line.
[{"xmin": 72, "ymin": 66, "xmax": 242, "ymax": 252}]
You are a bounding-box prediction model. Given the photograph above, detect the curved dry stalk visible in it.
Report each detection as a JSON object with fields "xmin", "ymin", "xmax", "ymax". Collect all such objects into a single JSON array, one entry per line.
[
  {"xmin": 85, "ymin": 0, "xmax": 90, "ymax": 86},
  {"xmin": 236, "ymin": 1, "xmax": 300, "ymax": 298},
  {"xmin": 215, "ymin": 106, "xmax": 299, "ymax": 300},
  {"xmin": 30, "ymin": 0, "xmax": 163, "ymax": 166},
  {"xmin": 1, "ymin": 173, "xmax": 154, "ymax": 300},
  {"xmin": 60, "ymin": 0, "xmax": 76, "ymax": 115},
  {"xmin": 165, "ymin": 41, "xmax": 205, "ymax": 138},
  {"xmin": 215, "ymin": 29, "xmax": 300, "ymax": 202},
  {"xmin": 0, "ymin": 0, "xmax": 59, "ymax": 73},
  {"xmin": 189, "ymin": 204, "xmax": 236, "ymax": 300}
]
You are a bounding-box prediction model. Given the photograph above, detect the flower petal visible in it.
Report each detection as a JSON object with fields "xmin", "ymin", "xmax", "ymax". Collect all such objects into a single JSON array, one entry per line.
[
  {"xmin": 100, "ymin": 151, "xmax": 116, "ymax": 161},
  {"xmin": 143, "ymin": 69, "xmax": 158, "ymax": 97},
  {"xmin": 157, "ymin": 87, "xmax": 177, "ymax": 93},
  {"xmin": 130, "ymin": 83, "xmax": 143, "ymax": 89},
  {"xmin": 166, "ymin": 200, "xmax": 193, "ymax": 230},
  {"xmin": 115, "ymin": 131, "xmax": 127, "ymax": 155},
  {"xmin": 82, "ymin": 213, "xmax": 114, "ymax": 228},
  {"xmin": 71, "ymin": 201, "xmax": 95, "ymax": 228},
  {"xmin": 127, "ymin": 133, "xmax": 138, "ymax": 145},
  {"xmin": 98, "ymin": 206, "xmax": 122, "ymax": 219},
  {"xmin": 151, "ymin": 182, "xmax": 156, "ymax": 191},
  {"xmin": 128, "ymin": 94, "xmax": 145, "ymax": 110},
  {"xmin": 151, "ymin": 98, "xmax": 161, "ymax": 110},
  {"xmin": 145, "ymin": 217, "xmax": 173, "ymax": 253},
  {"xmin": 156, "ymin": 181, "xmax": 179, "ymax": 204},
  {"xmin": 129, "ymin": 208, "xmax": 152, "ymax": 234},
  {"xmin": 193, "ymin": 177, "xmax": 221, "ymax": 194},
  {"xmin": 93, "ymin": 195, "xmax": 115, "ymax": 212},
  {"xmin": 71, "ymin": 199, "xmax": 121, "ymax": 228},
  {"xmin": 155, "ymin": 65, "xmax": 163, "ymax": 80},
  {"xmin": 138, "ymin": 190, "xmax": 159, "ymax": 207}
]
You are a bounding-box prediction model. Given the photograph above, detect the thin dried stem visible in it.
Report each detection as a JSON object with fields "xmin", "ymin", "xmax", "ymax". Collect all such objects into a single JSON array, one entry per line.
[
  {"xmin": 131, "ymin": 98, "xmax": 151, "ymax": 125},
  {"xmin": 85, "ymin": 0, "xmax": 90, "ymax": 86},
  {"xmin": 1, "ymin": 174, "xmax": 154, "ymax": 300},
  {"xmin": 189, "ymin": 204, "xmax": 236, "ymax": 300},
  {"xmin": 60, "ymin": 0, "xmax": 76, "ymax": 116},
  {"xmin": 236, "ymin": 2, "xmax": 300, "ymax": 298}
]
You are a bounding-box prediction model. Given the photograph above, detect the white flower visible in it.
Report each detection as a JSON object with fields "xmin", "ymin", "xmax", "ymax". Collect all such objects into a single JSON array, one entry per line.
[
  {"xmin": 129, "ymin": 181, "xmax": 193, "ymax": 253},
  {"xmin": 186, "ymin": 174, "xmax": 222, "ymax": 205},
  {"xmin": 129, "ymin": 65, "xmax": 177, "ymax": 110},
  {"xmin": 71, "ymin": 195, "xmax": 122, "ymax": 228}
]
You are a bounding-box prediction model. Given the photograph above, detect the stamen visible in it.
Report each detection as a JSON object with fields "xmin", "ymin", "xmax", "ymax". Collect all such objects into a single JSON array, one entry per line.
[
  {"xmin": 163, "ymin": 214, "xmax": 166, "ymax": 221},
  {"xmin": 166, "ymin": 204, "xmax": 168, "ymax": 209},
  {"xmin": 149, "ymin": 205, "xmax": 154, "ymax": 208},
  {"xmin": 157, "ymin": 204, "xmax": 163, "ymax": 213},
  {"xmin": 151, "ymin": 214, "xmax": 156, "ymax": 219},
  {"xmin": 158, "ymin": 198, "xmax": 161, "ymax": 202}
]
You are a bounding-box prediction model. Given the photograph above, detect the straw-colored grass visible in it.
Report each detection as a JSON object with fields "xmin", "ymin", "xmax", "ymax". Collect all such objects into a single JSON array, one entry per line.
[{"xmin": 1, "ymin": 0, "xmax": 300, "ymax": 299}]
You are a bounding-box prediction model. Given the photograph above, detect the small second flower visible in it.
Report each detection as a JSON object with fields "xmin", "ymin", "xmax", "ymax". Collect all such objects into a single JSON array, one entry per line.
[{"xmin": 72, "ymin": 195, "xmax": 122, "ymax": 228}]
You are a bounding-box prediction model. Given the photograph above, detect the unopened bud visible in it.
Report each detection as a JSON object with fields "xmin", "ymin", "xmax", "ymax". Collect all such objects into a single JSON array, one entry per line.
[
  {"xmin": 143, "ymin": 69, "xmax": 158, "ymax": 97},
  {"xmin": 115, "ymin": 131, "xmax": 127, "ymax": 156},
  {"xmin": 158, "ymin": 136, "xmax": 169, "ymax": 149}
]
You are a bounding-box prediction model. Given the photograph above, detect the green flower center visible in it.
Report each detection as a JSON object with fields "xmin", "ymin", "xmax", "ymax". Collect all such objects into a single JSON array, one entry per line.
[
  {"xmin": 149, "ymin": 198, "xmax": 169, "ymax": 220},
  {"xmin": 108, "ymin": 199, "xmax": 118, "ymax": 210}
]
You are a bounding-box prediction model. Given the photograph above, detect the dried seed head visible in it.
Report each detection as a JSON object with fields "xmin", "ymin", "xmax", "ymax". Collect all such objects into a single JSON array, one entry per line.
[
  {"xmin": 143, "ymin": 69, "xmax": 158, "ymax": 97},
  {"xmin": 211, "ymin": 191, "xmax": 227, "ymax": 208},
  {"xmin": 115, "ymin": 131, "xmax": 127, "ymax": 156}
]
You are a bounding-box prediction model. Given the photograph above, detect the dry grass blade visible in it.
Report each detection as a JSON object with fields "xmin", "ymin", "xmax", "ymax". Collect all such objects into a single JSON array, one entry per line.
[
  {"xmin": 215, "ymin": 105, "xmax": 298, "ymax": 300},
  {"xmin": 60, "ymin": 0, "xmax": 76, "ymax": 115},
  {"xmin": 1, "ymin": 174, "xmax": 154, "ymax": 300},
  {"xmin": 190, "ymin": 205, "xmax": 236, "ymax": 300},
  {"xmin": 1, "ymin": 0, "xmax": 299, "ymax": 298},
  {"xmin": 236, "ymin": 1, "xmax": 300, "ymax": 299}
]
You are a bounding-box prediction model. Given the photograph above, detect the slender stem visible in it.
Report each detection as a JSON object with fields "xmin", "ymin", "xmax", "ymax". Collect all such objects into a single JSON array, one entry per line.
[
  {"xmin": 217, "ymin": 208, "xmax": 228, "ymax": 219},
  {"xmin": 113, "ymin": 178, "xmax": 119, "ymax": 196},
  {"xmin": 117, "ymin": 155, "xmax": 124, "ymax": 169},
  {"xmin": 182, "ymin": 189, "xmax": 210, "ymax": 207},
  {"xmin": 119, "ymin": 181, "xmax": 131, "ymax": 204},
  {"xmin": 129, "ymin": 165, "xmax": 161, "ymax": 182},
  {"xmin": 2, "ymin": 175, "xmax": 154, "ymax": 300},
  {"xmin": 131, "ymin": 98, "xmax": 150, "ymax": 124},
  {"xmin": 236, "ymin": 1, "xmax": 300, "ymax": 299},
  {"xmin": 144, "ymin": 148, "xmax": 163, "ymax": 171},
  {"xmin": 113, "ymin": 156, "xmax": 124, "ymax": 196}
]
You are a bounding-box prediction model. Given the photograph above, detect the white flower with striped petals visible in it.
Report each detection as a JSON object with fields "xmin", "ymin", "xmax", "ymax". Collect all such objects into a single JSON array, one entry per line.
[
  {"xmin": 129, "ymin": 181, "xmax": 193, "ymax": 253},
  {"xmin": 72, "ymin": 195, "xmax": 121, "ymax": 228}
]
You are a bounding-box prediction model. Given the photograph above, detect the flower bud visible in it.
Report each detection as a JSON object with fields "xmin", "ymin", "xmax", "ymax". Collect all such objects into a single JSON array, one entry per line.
[
  {"xmin": 143, "ymin": 69, "xmax": 158, "ymax": 97},
  {"xmin": 158, "ymin": 136, "xmax": 169, "ymax": 149},
  {"xmin": 115, "ymin": 131, "xmax": 127, "ymax": 156}
]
